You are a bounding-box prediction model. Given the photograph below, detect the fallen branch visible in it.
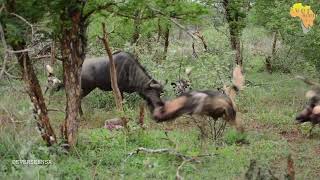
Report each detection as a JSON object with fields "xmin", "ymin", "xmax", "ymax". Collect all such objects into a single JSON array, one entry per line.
[
  {"xmin": 123, "ymin": 147, "xmax": 215, "ymax": 179},
  {"xmin": 126, "ymin": 147, "xmax": 199, "ymax": 162},
  {"xmin": 176, "ymin": 160, "xmax": 190, "ymax": 180},
  {"xmin": 6, "ymin": 49, "xmax": 32, "ymax": 53},
  {"xmin": 296, "ymin": 75, "xmax": 320, "ymax": 87}
]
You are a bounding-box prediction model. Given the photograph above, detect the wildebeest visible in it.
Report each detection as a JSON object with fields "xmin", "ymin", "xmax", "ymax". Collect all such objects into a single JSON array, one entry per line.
[{"xmin": 80, "ymin": 51, "xmax": 164, "ymax": 114}]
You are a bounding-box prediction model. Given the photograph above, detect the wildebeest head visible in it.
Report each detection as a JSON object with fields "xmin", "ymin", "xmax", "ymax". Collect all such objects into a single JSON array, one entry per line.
[
  {"xmin": 296, "ymin": 88, "xmax": 320, "ymax": 124},
  {"xmin": 140, "ymin": 80, "xmax": 165, "ymax": 113}
]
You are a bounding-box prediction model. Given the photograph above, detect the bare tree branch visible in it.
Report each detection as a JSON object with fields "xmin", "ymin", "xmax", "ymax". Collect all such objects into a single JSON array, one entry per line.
[
  {"xmin": 148, "ymin": 6, "xmax": 198, "ymax": 40},
  {"xmin": 0, "ymin": 22, "xmax": 9, "ymax": 80},
  {"xmin": 10, "ymin": 13, "xmax": 34, "ymax": 43},
  {"xmin": 83, "ymin": 2, "xmax": 118, "ymax": 21},
  {"xmin": 6, "ymin": 49, "xmax": 32, "ymax": 53}
]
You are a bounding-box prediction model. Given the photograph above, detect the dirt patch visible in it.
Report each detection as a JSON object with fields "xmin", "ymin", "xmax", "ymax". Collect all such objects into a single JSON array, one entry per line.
[
  {"xmin": 0, "ymin": 114, "xmax": 13, "ymax": 125},
  {"xmin": 279, "ymin": 130, "xmax": 301, "ymax": 142},
  {"xmin": 315, "ymin": 146, "xmax": 320, "ymax": 155},
  {"xmin": 246, "ymin": 119, "xmax": 275, "ymax": 132}
]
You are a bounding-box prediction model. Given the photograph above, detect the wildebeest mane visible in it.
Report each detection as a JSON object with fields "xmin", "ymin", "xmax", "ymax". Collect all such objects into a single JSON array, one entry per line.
[{"xmin": 113, "ymin": 51, "xmax": 154, "ymax": 81}]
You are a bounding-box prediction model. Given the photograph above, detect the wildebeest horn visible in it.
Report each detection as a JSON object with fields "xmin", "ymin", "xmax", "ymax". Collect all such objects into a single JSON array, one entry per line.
[{"xmin": 150, "ymin": 83, "xmax": 162, "ymax": 89}]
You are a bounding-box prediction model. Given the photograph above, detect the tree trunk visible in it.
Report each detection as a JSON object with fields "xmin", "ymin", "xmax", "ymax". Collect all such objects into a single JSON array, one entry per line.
[
  {"xmin": 163, "ymin": 26, "xmax": 170, "ymax": 60},
  {"xmin": 101, "ymin": 23, "xmax": 123, "ymax": 110},
  {"xmin": 271, "ymin": 31, "xmax": 277, "ymax": 58},
  {"xmin": 223, "ymin": 0, "xmax": 243, "ymax": 66},
  {"xmin": 131, "ymin": 11, "xmax": 141, "ymax": 45},
  {"xmin": 265, "ymin": 56, "xmax": 272, "ymax": 73},
  {"xmin": 6, "ymin": 0, "xmax": 56, "ymax": 146},
  {"xmin": 50, "ymin": 41, "xmax": 56, "ymax": 66},
  {"xmin": 157, "ymin": 18, "xmax": 161, "ymax": 43},
  {"xmin": 0, "ymin": 22, "xmax": 9, "ymax": 80},
  {"xmin": 13, "ymin": 43, "xmax": 56, "ymax": 146},
  {"xmin": 234, "ymin": 37, "xmax": 242, "ymax": 66},
  {"xmin": 193, "ymin": 31, "xmax": 208, "ymax": 51},
  {"xmin": 101, "ymin": 23, "xmax": 128, "ymax": 130},
  {"xmin": 265, "ymin": 31, "xmax": 278, "ymax": 73},
  {"xmin": 60, "ymin": 9, "xmax": 86, "ymax": 148}
]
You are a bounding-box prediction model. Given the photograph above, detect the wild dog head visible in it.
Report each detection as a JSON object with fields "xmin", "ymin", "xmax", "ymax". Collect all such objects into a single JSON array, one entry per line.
[{"xmin": 296, "ymin": 88, "xmax": 320, "ymax": 124}]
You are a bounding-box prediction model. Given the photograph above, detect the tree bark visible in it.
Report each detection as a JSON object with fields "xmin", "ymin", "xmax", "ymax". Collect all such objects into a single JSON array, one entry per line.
[
  {"xmin": 265, "ymin": 31, "xmax": 278, "ymax": 73},
  {"xmin": 6, "ymin": 0, "xmax": 56, "ymax": 146},
  {"xmin": 60, "ymin": 8, "xmax": 86, "ymax": 148},
  {"xmin": 101, "ymin": 23, "xmax": 128, "ymax": 130},
  {"xmin": 223, "ymin": 0, "xmax": 243, "ymax": 66},
  {"xmin": 271, "ymin": 31, "xmax": 277, "ymax": 58},
  {"xmin": 163, "ymin": 25, "xmax": 170, "ymax": 60},
  {"xmin": 193, "ymin": 31, "xmax": 208, "ymax": 51},
  {"xmin": 131, "ymin": 10, "xmax": 141, "ymax": 45},
  {"xmin": 101, "ymin": 23, "xmax": 123, "ymax": 110},
  {"xmin": 0, "ymin": 22, "xmax": 9, "ymax": 80},
  {"xmin": 13, "ymin": 43, "xmax": 56, "ymax": 146},
  {"xmin": 157, "ymin": 18, "xmax": 161, "ymax": 43}
]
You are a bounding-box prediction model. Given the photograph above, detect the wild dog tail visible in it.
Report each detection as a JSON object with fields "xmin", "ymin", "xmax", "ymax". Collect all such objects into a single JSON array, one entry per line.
[
  {"xmin": 232, "ymin": 65, "xmax": 245, "ymax": 91},
  {"xmin": 223, "ymin": 65, "xmax": 245, "ymax": 101},
  {"xmin": 296, "ymin": 75, "xmax": 320, "ymax": 87}
]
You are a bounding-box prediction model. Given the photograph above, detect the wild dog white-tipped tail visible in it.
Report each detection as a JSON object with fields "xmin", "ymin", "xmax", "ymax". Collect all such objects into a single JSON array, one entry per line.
[
  {"xmin": 46, "ymin": 65, "xmax": 54, "ymax": 74},
  {"xmin": 306, "ymin": 90, "xmax": 317, "ymax": 99},
  {"xmin": 232, "ymin": 65, "xmax": 245, "ymax": 91}
]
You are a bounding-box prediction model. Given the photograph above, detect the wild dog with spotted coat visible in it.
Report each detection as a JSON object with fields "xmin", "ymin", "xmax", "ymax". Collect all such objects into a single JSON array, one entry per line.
[{"xmin": 153, "ymin": 66, "xmax": 244, "ymax": 132}]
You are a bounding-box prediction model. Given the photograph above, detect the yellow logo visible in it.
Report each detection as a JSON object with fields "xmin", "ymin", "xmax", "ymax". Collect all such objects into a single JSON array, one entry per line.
[{"xmin": 290, "ymin": 3, "xmax": 316, "ymax": 32}]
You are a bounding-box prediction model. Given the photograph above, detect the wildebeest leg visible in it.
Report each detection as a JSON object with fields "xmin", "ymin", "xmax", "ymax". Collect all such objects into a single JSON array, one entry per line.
[
  {"xmin": 120, "ymin": 91, "xmax": 124, "ymax": 99},
  {"xmin": 79, "ymin": 87, "xmax": 95, "ymax": 116}
]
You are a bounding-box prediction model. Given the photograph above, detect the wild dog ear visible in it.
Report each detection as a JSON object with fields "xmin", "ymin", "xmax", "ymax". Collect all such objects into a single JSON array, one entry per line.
[
  {"xmin": 312, "ymin": 105, "xmax": 320, "ymax": 114},
  {"xmin": 306, "ymin": 90, "xmax": 318, "ymax": 99},
  {"xmin": 171, "ymin": 82, "xmax": 177, "ymax": 87}
]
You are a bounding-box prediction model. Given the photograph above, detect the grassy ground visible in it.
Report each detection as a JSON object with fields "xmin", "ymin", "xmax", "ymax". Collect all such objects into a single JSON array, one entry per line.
[
  {"xmin": 1, "ymin": 58, "xmax": 320, "ymax": 179},
  {"xmin": 1, "ymin": 25, "xmax": 320, "ymax": 179}
]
